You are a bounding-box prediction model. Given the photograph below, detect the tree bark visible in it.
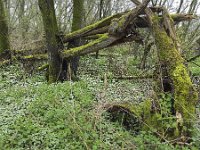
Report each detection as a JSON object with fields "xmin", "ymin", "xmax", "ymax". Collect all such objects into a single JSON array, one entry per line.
[
  {"xmin": 139, "ymin": 41, "xmax": 153, "ymax": 69},
  {"xmin": 18, "ymin": 0, "xmax": 26, "ymax": 41},
  {"xmin": 62, "ymin": 0, "xmax": 84, "ymax": 81},
  {"xmin": 38, "ymin": 0, "xmax": 61, "ymax": 83},
  {"xmin": 0, "ymin": 0, "xmax": 10, "ymax": 61}
]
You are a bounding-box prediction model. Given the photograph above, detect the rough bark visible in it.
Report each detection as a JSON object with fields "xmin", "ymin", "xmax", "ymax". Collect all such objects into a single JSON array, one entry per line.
[
  {"xmin": 38, "ymin": 0, "xmax": 61, "ymax": 83},
  {"xmin": 0, "ymin": 0, "xmax": 10, "ymax": 61},
  {"xmin": 62, "ymin": 0, "xmax": 84, "ymax": 81}
]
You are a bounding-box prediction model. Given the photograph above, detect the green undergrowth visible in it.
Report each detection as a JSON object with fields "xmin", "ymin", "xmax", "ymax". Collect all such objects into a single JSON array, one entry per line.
[
  {"xmin": 0, "ymin": 65, "xmax": 136, "ymax": 149},
  {"xmin": 0, "ymin": 64, "xmax": 199, "ymax": 149},
  {"xmin": 188, "ymin": 57, "xmax": 200, "ymax": 76}
]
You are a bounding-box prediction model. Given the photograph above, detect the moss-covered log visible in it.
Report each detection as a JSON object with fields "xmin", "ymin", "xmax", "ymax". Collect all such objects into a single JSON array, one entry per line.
[
  {"xmin": 61, "ymin": 1, "xmax": 150, "ymax": 59},
  {"xmin": 108, "ymin": 0, "xmax": 150, "ymax": 36},
  {"xmin": 61, "ymin": 31, "xmax": 144, "ymax": 59},
  {"xmin": 63, "ymin": 13, "xmax": 195, "ymax": 43},
  {"xmin": 0, "ymin": 0, "xmax": 10, "ymax": 60},
  {"xmin": 61, "ymin": 34, "xmax": 115, "ymax": 58},
  {"xmin": 38, "ymin": 0, "xmax": 61, "ymax": 83},
  {"xmin": 130, "ymin": 0, "xmax": 198, "ymax": 140},
  {"xmin": 63, "ymin": 11, "xmax": 127, "ymax": 43},
  {"xmin": 152, "ymin": 15, "xmax": 198, "ymax": 137}
]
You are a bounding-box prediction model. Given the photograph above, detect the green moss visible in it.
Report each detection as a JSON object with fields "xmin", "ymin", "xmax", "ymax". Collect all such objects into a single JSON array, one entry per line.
[
  {"xmin": 172, "ymin": 64, "xmax": 198, "ymax": 119},
  {"xmin": 118, "ymin": 12, "xmax": 130, "ymax": 28},
  {"xmin": 62, "ymin": 33, "xmax": 109, "ymax": 58},
  {"xmin": 23, "ymin": 54, "xmax": 48, "ymax": 60},
  {"xmin": 65, "ymin": 11, "xmax": 128, "ymax": 40},
  {"xmin": 152, "ymin": 14, "xmax": 198, "ymax": 136},
  {"xmin": 38, "ymin": 63, "xmax": 49, "ymax": 71}
]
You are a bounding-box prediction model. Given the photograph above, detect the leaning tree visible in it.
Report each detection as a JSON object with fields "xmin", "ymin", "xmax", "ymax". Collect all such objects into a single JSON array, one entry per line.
[{"xmin": 25, "ymin": 0, "xmax": 199, "ymax": 142}]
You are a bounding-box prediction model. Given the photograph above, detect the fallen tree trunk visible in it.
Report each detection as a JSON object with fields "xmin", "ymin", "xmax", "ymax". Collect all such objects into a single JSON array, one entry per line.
[
  {"xmin": 61, "ymin": 34, "xmax": 120, "ymax": 58},
  {"xmin": 117, "ymin": 0, "xmax": 199, "ymax": 141},
  {"xmin": 63, "ymin": 13, "xmax": 195, "ymax": 43}
]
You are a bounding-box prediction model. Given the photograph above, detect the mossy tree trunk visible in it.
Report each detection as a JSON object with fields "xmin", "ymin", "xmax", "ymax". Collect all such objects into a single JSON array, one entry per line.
[
  {"xmin": 38, "ymin": 0, "xmax": 61, "ymax": 83},
  {"xmin": 151, "ymin": 13, "xmax": 198, "ymax": 138},
  {"xmin": 132, "ymin": 0, "xmax": 198, "ymax": 139},
  {"xmin": 101, "ymin": 0, "xmax": 199, "ymax": 142},
  {"xmin": 63, "ymin": 0, "xmax": 84, "ymax": 80},
  {"xmin": 0, "ymin": 0, "xmax": 10, "ymax": 60}
]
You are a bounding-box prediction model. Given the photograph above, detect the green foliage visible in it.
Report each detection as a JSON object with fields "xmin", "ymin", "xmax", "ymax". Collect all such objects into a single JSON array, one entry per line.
[
  {"xmin": 0, "ymin": 65, "xmax": 136, "ymax": 149},
  {"xmin": 0, "ymin": 60, "xmax": 199, "ymax": 149},
  {"xmin": 188, "ymin": 58, "xmax": 200, "ymax": 76},
  {"xmin": 134, "ymin": 131, "xmax": 175, "ymax": 150}
]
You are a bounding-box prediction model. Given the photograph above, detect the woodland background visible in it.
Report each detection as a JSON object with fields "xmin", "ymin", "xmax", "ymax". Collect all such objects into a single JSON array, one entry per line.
[{"xmin": 0, "ymin": 0, "xmax": 200, "ymax": 149}]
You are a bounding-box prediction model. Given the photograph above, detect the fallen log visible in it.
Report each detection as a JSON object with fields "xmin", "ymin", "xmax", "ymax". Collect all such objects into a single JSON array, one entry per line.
[
  {"xmin": 63, "ymin": 14, "xmax": 196, "ymax": 43},
  {"xmin": 62, "ymin": 34, "xmax": 120, "ymax": 58}
]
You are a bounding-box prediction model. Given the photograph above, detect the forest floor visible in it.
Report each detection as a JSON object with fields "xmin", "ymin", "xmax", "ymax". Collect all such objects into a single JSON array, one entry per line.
[{"xmin": 0, "ymin": 54, "xmax": 199, "ymax": 149}]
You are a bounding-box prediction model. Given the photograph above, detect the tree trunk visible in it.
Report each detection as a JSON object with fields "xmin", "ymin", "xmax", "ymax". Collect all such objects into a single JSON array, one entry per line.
[
  {"xmin": 38, "ymin": 0, "xmax": 61, "ymax": 83},
  {"xmin": 18, "ymin": 0, "xmax": 26, "ymax": 41},
  {"xmin": 0, "ymin": 0, "xmax": 10, "ymax": 60},
  {"xmin": 97, "ymin": 0, "xmax": 199, "ymax": 142},
  {"xmin": 63, "ymin": 0, "xmax": 84, "ymax": 80},
  {"xmin": 140, "ymin": 40, "xmax": 153, "ymax": 69},
  {"xmin": 152, "ymin": 14, "xmax": 198, "ymax": 137}
]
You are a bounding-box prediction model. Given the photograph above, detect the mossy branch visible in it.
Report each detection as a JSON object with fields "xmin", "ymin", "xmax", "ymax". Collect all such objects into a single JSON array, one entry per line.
[
  {"xmin": 63, "ymin": 14, "xmax": 195, "ymax": 43},
  {"xmin": 61, "ymin": 34, "xmax": 119, "ymax": 58},
  {"xmin": 38, "ymin": 63, "xmax": 49, "ymax": 71},
  {"xmin": 63, "ymin": 12, "xmax": 127, "ymax": 43},
  {"xmin": 18, "ymin": 54, "xmax": 48, "ymax": 60}
]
